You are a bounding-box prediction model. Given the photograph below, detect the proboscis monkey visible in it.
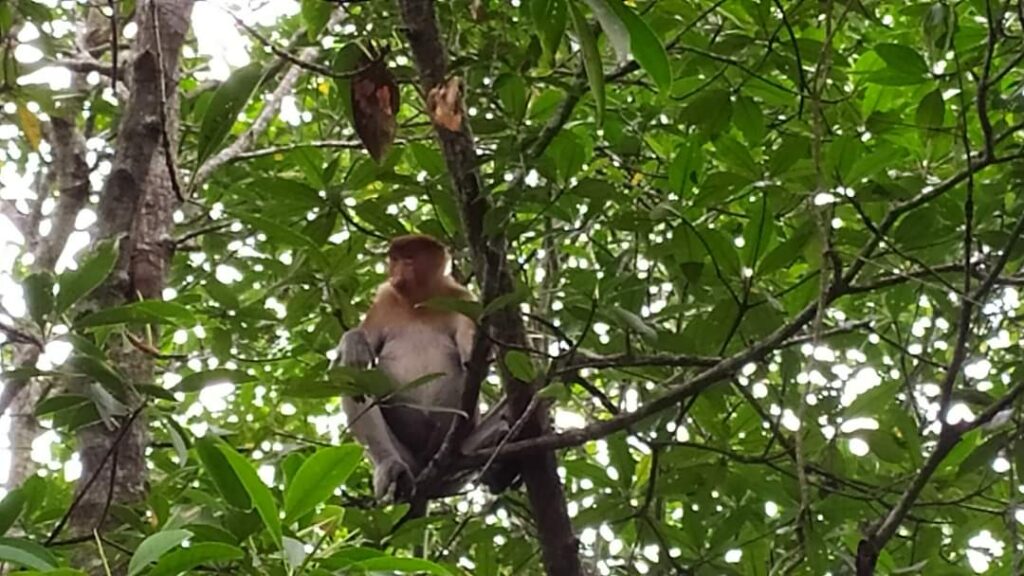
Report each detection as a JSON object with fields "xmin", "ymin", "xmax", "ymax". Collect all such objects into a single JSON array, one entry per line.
[{"xmin": 332, "ymin": 234, "xmax": 513, "ymax": 501}]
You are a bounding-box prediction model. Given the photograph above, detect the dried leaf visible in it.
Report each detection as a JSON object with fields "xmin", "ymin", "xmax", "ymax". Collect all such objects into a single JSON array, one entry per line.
[
  {"xmin": 350, "ymin": 54, "xmax": 400, "ymax": 163},
  {"xmin": 16, "ymin": 105, "xmax": 41, "ymax": 151},
  {"xmin": 427, "ymin": 77, "xmax": 463, "ymax": 132}
]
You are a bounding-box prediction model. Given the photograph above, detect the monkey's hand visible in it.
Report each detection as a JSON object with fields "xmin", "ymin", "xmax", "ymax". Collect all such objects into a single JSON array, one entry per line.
[
  {"xmin": 335, "ymin": 328, "xmax": 376, "ymax": 369},
  {"xmin": 374, "ymin": 456, "xmax": 416, "ymax": 502}
]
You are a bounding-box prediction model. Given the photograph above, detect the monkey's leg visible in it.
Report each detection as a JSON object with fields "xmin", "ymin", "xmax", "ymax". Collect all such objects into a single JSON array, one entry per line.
[
  {"xmin": 453, "ymin": 397, "xmax": 522, "ymax": 494},
  {"xmin": 343, "ymin": 396, "xmax": 418, "ymax": 501}
]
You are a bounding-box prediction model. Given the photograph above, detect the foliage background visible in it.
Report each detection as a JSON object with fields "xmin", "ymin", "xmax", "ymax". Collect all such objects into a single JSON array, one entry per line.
[{"xmin": 1, "ymin": 0, "xmax": 1024, "ymax": 574}]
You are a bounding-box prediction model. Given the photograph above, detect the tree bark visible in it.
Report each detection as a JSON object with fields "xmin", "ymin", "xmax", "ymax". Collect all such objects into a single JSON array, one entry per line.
[
  {"xmin": 66, "ymin": 0, "xmax": 194, "ymax": 549},
  {"xmin": 4, "ymin": 0, "xmax": 117, "ymax": 493},
  {"xmin": 396, "ymin": 1, "xmax": 583, "ymax": 574},
  {"xmin": 6, "ymin": 98, "xmax": 92, "ymax": 492}
]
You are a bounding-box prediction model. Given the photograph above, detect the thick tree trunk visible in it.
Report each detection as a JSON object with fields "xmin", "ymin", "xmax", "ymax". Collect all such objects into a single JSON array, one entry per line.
[{"xmin": 66, "ymin": 0, "xmax": 194, "ymax": 548}]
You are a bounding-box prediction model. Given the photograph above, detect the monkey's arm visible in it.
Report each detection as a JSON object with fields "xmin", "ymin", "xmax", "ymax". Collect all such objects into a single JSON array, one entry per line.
[
  {"xmin": 342, "ymin": 395, "xmax": 416, "ymax": 500},
  {"xmin": 453, "ymin": 313, "xmax": 476, "ymax": 368},
  {"xmin": 336, "ymin": 328, "xmax": 416, "ymax": 500}
]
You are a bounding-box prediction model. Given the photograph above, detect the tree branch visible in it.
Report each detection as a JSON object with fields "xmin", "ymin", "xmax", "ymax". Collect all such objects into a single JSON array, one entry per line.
[
  {"xmin": 189, "ymin": 9, "xmax": 347, "ymax": 188},
  {"xmin": 397, "ymin": 1, "xmax": 583, "ymax": 573}
]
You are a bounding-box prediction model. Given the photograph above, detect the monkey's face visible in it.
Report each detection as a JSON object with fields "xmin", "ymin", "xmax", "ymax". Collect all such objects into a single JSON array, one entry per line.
[
  {"xmin": 389, "ymin": 254, "xmax": 444, "ymax": 303},
  {"xmin": 389, "ymin": 256, "xmax": 418, "ymax": 291}
]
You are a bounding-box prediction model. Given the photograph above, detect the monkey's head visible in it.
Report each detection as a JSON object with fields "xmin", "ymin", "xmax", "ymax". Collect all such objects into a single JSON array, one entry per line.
[{"xmin": 387, "ymin": 234, "xmax": 449, "ymax": 302}]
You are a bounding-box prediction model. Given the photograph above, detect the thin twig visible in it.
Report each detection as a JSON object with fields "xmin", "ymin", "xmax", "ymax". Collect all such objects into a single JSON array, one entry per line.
[
  {"xmin": 108, "ymin": 0, "xmax": 118, "ymax": 93},
  {"xmin": 149, "ymin": 0, "xmax": 184, "ymax": 203},
  {"xmin": 228, "ymin": 11, "xmax": 369, "ymax": 80},
  {"xmin": 46, "ymin": 403, "xmax": 146, "ymax": 545}
]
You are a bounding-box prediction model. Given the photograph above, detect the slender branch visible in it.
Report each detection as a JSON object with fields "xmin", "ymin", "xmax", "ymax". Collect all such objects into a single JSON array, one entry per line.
[
  {"xmin": 149, "ymin": 0, "xmax": 184, "ymax": 203},
  {"xmin": 190, "ymin": 9, "xmax": 347, "ymax": 188},
  {"xmin": 977, "ymin": 0, "xmax": 997, "ymax": 158},
  {"xmin": 228, "ymin": 11, "xmax": 368, "ymax": 79},
  {"xmin": 856, "ymin": 209, "xmax": 1024, "ymax": 573},
  {"xmin": 229, "ymin": 139, "xmax": 364, "ymax": 161},
  {"xmin": 45, "ymin": 404, "xmax": 146, "ymax": 545},
  {"xmin": 0, "ymin": 320, "xmax": 43, "ymax": 349}
]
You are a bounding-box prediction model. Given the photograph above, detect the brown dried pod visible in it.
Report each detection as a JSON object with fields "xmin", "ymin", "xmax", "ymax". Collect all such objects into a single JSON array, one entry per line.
[{"xmin": 351, "ymin": 52, "xmax": 400, "ymax": 163}]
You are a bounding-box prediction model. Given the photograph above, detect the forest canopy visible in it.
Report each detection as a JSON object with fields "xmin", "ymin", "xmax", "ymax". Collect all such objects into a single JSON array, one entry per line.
[{"xmin": 1, "ymin": 0, "xmax": 1024, "ymax": 574}]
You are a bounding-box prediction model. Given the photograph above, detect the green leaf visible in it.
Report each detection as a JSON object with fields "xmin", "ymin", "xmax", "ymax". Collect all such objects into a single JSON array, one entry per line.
[
  {"xmin": 300, "ymin": 0, "xmax": 332, "ymax": 40},
  {"xmin": 548, "ymin": 130, "xmax": 587, "ymax": 183},
  {"xmin": 283, "ymin": 536, "xmax": 307, "ymax": 568},
  {"xmin": 176, "ymin": 369, "xmax": 256, "ymax": 393},
  {"xmin": 534, "ymin": 0, "xmax": 568, "ymax": 67},
  {"xmin": 667, "ymin": 141, "xmax": 701, "ymax": 196},
  {"xmin": 237, "ymin": 213, "xmax": 328, "ymax": 268},
  {"xmin": 0, "ymin": 538, "xmax": 57, "ymax": 570},
  {"xmin": 874, "ymin": 43, "xmax": 929, "ymax": 75},
  {"xmin": 568, "ymin": 0, "xmax": 605, "ymax": 126},
  {"xmin": 915, "ymin": 88, "xmax": 945, "ymax": 140},
  {"xmin": 495, "ymin": 74, "xmax": 528, "ymax": 122},
  {"xmin": 608, "ymin": 305, "xmax": 657, "ymax": 341},
  {"xmin": 215, "ymin": 444, "xmax": 283, "ymax": 547},
  {"xmin": 682, "ymin": 89, "xmax": 732, "ymax": 136},
  {"xmin": 481, "ymin": 288, "xmax": 528, "ymax": 317},
  {"xmin": 55, "ymin": 239, "xmax": 118, "ymax": 316},
  {"xmin": 605, "ymin": 0, "xmax": 670, "ymax": 92},
  {"xmin": 352, "ymin": 556, "xmax": 454, "ymax": 575},
  {"xmin": 714, "ymin": 134, "xmax": 760, "ymax": 180},
  {"xmin": 759, "ymin": 222, "xmax": 812, "ymax": 274},
  {"xmin": 733, "ymin": 96, "xmax": 765, "ymax": 145},
  {"xmin": 922, "ymin": 3, "xmax": 955, "ymax": 55},
  {"xmin": 149, "ymin": 542, "xmax": 244, "ymax": 576},
  {"xmin": 284, "ymin": 444, "xmax": 362, "ymax": 522},
  {"xmin": 128, "ymin": 529, "xmax": 191, "ymax": 576},
  {"xmin": 869, "ymin": 43, "xmax": 928, "ymax": 85},
  {"xmin": 504, "ymin": 350, "xmax": 537, "ymax": 382},
  {"xmin": 0, "ymin": 489, "xmax": 26, "ymax": 536},
  {"xmin": 66, "ymin": 355, "xmax": 125, "ymax": 397},
  {"xmin": 75, "ymin": 300, "xmax": 196, "ymax": 328},
  {"xmin": 419, "ymin": 297, "xmax": 482, "ymax": 322},
  {"xmin": 580, "ymin": 0, "xmax": 629, "ymax": 63},
  {"xmin": 22, "ymin": 272, "xmax": 53, "ymax": 326},
  {"xmin": 327, "ymin": 366, "xmax": 398, "ymax": 397},
  {"xmin": 195, "ymin": 437, "xmax": 251, "ymax": 510},
  {"xmin": 196, "ymin": 63, "xmax": 264, "ymax": 165}
]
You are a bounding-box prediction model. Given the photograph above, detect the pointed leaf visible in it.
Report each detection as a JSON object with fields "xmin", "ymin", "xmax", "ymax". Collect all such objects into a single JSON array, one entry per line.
[
  {"xmin": 196, "ymin": 63, "xmax": 265, "ymax": 165},
  {"xmin": 569, "ymin": 0, "xmax": 605, "ymax": 126},
  {"xmin": 580, "ymin": 0, "xmax": 629, "ymax": 63},
  {"xmin": 128, "ymin": 529, "xmax": 192, "ymax": 576},
  {"xmin": 215, "ymin": 444, "xmax": 282, "ymax": 547},
  {"xmin": 149, "ymin": 542, "xmax": 244, "ymax": 576},
  {"xmin": 55, "ymin": 239, "xmax": 118, "ymax": 316},
  {"xmin": 175, "ymin": 369, "xmax": 256, "ymax": 393},
  {"xmin": 353, "ymin": 556, "xmax": 454, "ymax": 575},
  {"xmin": 605, "ymin": 0, "xmax": 670, "ymax": 91},
  {"xmin": 504, "ymin": 350, "xmax": 537, "ymax": 382},
  {"xmin": 195, "ymin": 437, "xmax": 251, "ymax": 510},
  {"xmin": 0, "ymin": 489, "xmax": 26, "ymax": 536},
  {"xmin": 0, "ymin": 538, "xmax": 57, "ymax": 571},
  {"xmin": 284, "ymin": 444, "xmax": 362, "ymax": 522},
  {"xmin": 300, "ymin": 0, "xmax": 332, "ymax": 39},
  {"xmin": 22, "ymin": 272, "xmax": 53, "ymax": 326}
]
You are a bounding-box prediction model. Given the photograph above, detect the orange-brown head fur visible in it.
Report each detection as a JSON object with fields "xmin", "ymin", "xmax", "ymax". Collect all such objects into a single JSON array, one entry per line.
[{"xmin": 387, "ymin": 234, "xmax": 449, "ymax": 304}]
